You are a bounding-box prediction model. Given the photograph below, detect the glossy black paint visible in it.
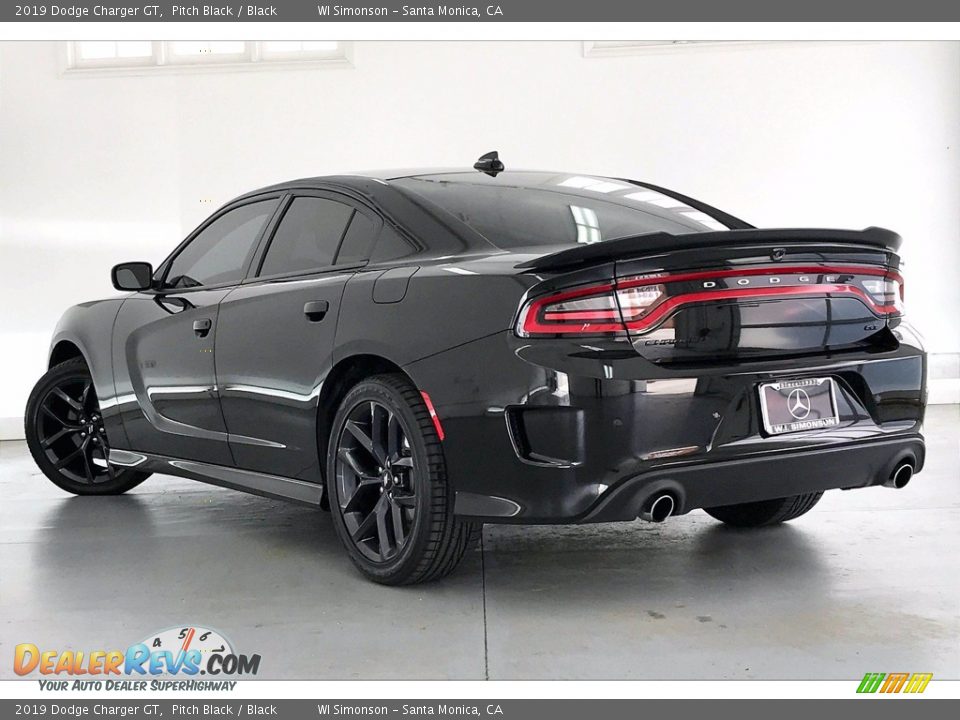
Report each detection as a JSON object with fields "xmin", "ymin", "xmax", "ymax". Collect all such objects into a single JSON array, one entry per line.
[
  {"xmin": 408, "ymin": 330, "xmax": 925, "ymax": 521},
  {"xmin": 46, "ymin": 169, "xmax": 927, "ymax": 523},
  {"xmin": 112, "ymin": 287, "xmax": 234, "ymax": 465},
  {"xmin": 515, "ymin": 226, "xmax": 902, "ymax": 272}
]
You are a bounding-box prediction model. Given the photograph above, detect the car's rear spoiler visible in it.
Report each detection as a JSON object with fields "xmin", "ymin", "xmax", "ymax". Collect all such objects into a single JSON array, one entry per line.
[{"xmin": 515, "ymin": 227, "xmax": 902, "ymax": 273}]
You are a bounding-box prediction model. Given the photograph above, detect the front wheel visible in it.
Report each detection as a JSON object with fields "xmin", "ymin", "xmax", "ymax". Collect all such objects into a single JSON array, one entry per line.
[
  {"xmin": 25, "ymin": 358, "xmax": 150, "ymax": 495},
  {"xmin": 326, "ymin": 374, "xmax": 479, "ymax": 585},
  {"xmin": 704, "ymin": 492, "xmax": 823, "ymax": 528}
]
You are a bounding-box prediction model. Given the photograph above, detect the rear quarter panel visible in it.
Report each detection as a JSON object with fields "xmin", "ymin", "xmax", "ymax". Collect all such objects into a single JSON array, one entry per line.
[{"xmin": 333, "ymin": 260, "xmax": 536, "ymax": 367}]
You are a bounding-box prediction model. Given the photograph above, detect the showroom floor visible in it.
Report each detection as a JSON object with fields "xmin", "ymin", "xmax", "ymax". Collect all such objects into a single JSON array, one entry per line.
[{"xmin": 1, "ymin": 406, "xmax": 957, "ymax": 681}]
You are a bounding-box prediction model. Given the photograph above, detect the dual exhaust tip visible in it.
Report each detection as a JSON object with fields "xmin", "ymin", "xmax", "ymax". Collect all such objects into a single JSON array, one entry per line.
[
  {"xmin": 638, "ymin": 457, "xmax": 915, "ymax": 522},
  {"xmin": 639, "ymin": 493, "xmax": 675, "ymax": 523},
  {"xmin": 884, "ymin": 459, "xmax": 915, "ymax": 489}
]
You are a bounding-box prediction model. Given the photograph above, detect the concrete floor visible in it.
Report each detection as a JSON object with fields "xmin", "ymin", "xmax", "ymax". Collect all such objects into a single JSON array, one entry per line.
[{"xmin": 1, "ymin": 405, "xmax": 958, "ymax": 680}]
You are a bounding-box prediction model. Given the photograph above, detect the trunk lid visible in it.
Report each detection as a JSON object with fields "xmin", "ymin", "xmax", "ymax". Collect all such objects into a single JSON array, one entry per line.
[{"xmin": 516, "ymin": 228, "xmax": 904, "ymax": 364}]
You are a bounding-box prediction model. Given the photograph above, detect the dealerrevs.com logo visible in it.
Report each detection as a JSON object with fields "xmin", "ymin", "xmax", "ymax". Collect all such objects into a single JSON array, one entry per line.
[{"xmin": 14, "ymin": 626, "xmax": 261, "ymax": 680}]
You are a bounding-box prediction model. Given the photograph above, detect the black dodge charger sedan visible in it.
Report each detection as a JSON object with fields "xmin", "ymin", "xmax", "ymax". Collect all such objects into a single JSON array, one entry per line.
[{"xmin": 26, "ymin": 155, "xmax": 926, "ymax": 584}]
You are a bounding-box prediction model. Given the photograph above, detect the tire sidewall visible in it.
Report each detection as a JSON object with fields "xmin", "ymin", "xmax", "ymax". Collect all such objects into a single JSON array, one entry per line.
[
  {"xmin": 25, "ymin": 359, "xmax": 147, "ymax": 496},
  {"xmin": 326, "ymin": 378, "xmax": 439, "ymax": 584}
]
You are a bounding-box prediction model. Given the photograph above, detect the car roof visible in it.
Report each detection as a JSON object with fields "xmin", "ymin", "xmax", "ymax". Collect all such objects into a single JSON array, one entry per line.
[
  {"xmin": 243, "ymin": 169, "xmax": 618, "ymax": 194},
  {"xmin": 233, "ymin": 169, "xmax": 752, "ymax": 232}
]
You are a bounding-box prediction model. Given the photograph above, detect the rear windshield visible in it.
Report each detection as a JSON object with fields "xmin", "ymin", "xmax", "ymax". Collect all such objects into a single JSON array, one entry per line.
[{"xmin": 392, "ymin": 173, "xmax": 734, "ymax": 249}]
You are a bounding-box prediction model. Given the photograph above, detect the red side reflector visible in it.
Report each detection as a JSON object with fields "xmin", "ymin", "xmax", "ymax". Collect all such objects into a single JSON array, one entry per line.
[{"xmin": 420, "ymin": 391, "xmax": 445, "ymax": 441}]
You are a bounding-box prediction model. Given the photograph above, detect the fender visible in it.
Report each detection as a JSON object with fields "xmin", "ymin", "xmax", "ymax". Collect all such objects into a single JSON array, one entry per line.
[{"xmin": 48, "ymin": 297, "xmax": 131, "ymax": 448}]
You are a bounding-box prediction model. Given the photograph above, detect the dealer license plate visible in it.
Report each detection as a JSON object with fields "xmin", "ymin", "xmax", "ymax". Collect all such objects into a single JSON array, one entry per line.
[{"xmin": 758, "ymin": 377, "xmax": 840, "ymax": 435}]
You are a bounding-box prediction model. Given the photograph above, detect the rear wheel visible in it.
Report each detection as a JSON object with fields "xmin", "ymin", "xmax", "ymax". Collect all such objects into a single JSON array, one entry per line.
[
  {"xmin": 327, "ymin": 374, "xmax": 479, "ymax": 585},
  {"xmin": 25, "ymin": 358, "xmax": 150, "ymax": 495},
  {"xmin": 704, "ymin": 492, "xmax": 823, "ymax": 527}
]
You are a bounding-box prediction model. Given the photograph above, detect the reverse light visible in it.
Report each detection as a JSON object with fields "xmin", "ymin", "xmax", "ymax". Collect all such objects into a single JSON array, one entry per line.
[
  {"xmin": 616, "ymin": 283, "xmax": 666, "ymax": 324},
  {"xmin": 861, "ymin": 276, "xmax": 905, "ymax": 314}
]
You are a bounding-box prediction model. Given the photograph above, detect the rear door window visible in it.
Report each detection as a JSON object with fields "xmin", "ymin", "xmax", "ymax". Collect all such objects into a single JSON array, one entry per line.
[{"xmin": 259, "ymin": 197, "xmax": 354, "ymax": 277}]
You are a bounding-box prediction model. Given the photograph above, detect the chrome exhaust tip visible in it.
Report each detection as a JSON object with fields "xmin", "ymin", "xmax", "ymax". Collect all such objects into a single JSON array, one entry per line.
[
  {"xmin": 884, "ymin": 460, "xmax": 915, "ymax": 489},
  {"xmin": 640, "ymin": 494, "xmax": 675, "ymax": 523}
]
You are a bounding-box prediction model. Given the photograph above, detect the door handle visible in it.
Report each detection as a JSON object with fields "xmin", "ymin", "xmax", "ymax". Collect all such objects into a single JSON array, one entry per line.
[
  {"xmin": 193, "ymin": 318, "xmax": 212, "ymax": 337},
  {"xmin": 303, "ymin": 300, "xmax": 330, "ymax": 322}
]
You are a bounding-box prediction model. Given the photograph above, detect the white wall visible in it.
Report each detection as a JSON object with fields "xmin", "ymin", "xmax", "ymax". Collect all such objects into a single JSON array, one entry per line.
[{"xmin": 2, "ymin": 40, "xmax": 959, "ymax": 436}]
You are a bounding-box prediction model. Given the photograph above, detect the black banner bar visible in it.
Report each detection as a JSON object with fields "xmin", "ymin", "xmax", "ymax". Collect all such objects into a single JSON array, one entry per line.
[
  {"xmin": 4, "ymin": 0, "xmax": 960, "ymax": 22},
  {"xmin": 1, "ymin": 700, "xmax": 958, "ymax": 720}
]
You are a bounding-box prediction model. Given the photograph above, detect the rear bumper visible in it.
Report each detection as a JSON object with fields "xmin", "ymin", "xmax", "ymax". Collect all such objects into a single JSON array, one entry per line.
[
  {"xmin": 581, "ymin": 435, "xmax": 924, "ymax": 523},
  {"xmin": 404, "ymin": 328, "xmax": 927, "ymax": 524}
]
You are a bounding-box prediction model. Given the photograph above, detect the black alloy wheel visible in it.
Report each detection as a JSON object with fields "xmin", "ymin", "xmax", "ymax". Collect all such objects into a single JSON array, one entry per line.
[
  {"xmin": 25, "ymin": 358, "xmax": 150, "ymax": 495},
  {"xmin": 327, "ymin": 374, "xmax": 479, "ymax": 585},
  {"xmin": 335, "ymin": 399, "xmax": 417, "ymax": 562}
]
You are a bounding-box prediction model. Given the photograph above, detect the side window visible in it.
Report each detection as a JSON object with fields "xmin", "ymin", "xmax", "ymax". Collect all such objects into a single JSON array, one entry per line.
[
  {"xmin": 165, "ymin": 200, "xmax": 277, "ymax": 289},
  {"xmin": 259, "ymin": 197, "xmax": 353, "ymax": 277},
  {"xmin": 370, "ymin": 225, "xmax": 417, "ymax": 263},
  {"xmin": 334, "ymin": 210, "xmax": 377, "ymax": 265}
]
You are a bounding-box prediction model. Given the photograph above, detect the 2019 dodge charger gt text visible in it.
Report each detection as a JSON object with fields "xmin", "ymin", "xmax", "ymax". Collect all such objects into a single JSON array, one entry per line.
[{"xmin": 25, "ymin": 157, "xmax": 927, "ymax": 584}]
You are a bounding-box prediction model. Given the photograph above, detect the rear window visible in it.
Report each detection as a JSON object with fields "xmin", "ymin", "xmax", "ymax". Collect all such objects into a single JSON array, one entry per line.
[{"xmin": 393, "ymin": 174, "xmax": 733, "ymax": 249}]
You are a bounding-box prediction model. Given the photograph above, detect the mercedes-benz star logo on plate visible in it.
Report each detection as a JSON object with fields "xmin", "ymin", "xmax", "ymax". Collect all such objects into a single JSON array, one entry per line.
[{"xmin": 787, "ymin": 388, "xmax": 811, "ymax": 420}]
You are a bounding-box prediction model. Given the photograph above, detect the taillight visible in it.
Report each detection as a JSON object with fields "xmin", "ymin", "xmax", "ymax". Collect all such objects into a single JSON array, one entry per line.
[
  {"xmin": 516, "ymin": 283, "xmax": 624, "ymax": 336},
  {"xmin": 517, "ymin": 265, "xmax": 904, "ymax": 338},
  {"xmin": 862, "ymin": 276, "xmax": 904, "ymax": 314}
]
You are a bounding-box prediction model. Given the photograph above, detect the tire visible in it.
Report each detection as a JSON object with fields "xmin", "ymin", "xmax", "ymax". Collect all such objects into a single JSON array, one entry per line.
[
  {"xmin": 326, "ymin": 373, "xmax": 480, "ymax": 585},
  {"xmin": 25, "ymin": 358, "xmax": 150, "ymax": 496},
  {"xmin": 704, "ymin": 492, "xmax": 823, "ymax": 528}
]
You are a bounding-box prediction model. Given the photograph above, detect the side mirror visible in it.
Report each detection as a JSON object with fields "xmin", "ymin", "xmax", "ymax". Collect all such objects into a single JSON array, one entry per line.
[{"xmin": 111, "ymin": 262, "xmax": 154, "ymax": 291}]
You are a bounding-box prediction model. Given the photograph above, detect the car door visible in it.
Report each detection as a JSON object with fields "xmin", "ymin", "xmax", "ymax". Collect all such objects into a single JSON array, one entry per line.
[
  {"xmin": 112, "ymin": 197, "xmax": 281, "ymax": 465},
  {"xmin": 215, "ymin": 191, "xmax": 381, "ymax": 480}
]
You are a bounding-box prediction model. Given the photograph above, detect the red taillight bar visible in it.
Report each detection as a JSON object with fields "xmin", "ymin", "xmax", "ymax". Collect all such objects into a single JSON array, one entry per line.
[
  {"xmin": 518, "ymin": 264, "xmax": 903, "ymax": 337},
  {"xmin": 625, "ymin": 283, "xmax": 897, "ymax": 334},
  {"xmin": 518, "ymin": 282, "xmax": 623, "ymax": 335}
]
